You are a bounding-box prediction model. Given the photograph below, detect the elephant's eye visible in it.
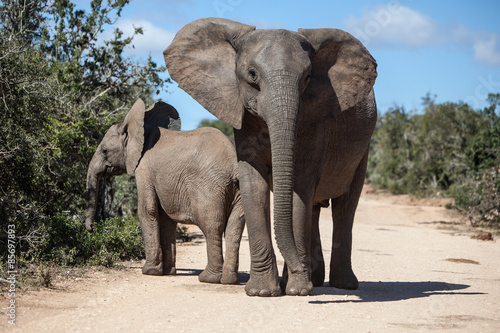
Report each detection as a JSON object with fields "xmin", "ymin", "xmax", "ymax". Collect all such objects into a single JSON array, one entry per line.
[{"xmin": 248, "ymin": 68, "xmax": 258, "ymax": 82}]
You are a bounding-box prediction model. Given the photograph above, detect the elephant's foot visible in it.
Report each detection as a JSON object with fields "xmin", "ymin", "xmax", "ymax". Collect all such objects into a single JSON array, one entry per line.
[
  {"xmin": 329, "ymin": 267, "xmax": 359, "ymax": 290},
  {"xmin": 221, "ymin": 270, "xmax": 239, "ymax": 284},
  {"xmin": 311, "ymin": 264, "xmax": 325, "ymax": 287},
  {"xmin": 285, "ymin": 271, "xmax": 313, "ymax": 296},
  {"xmin": 142, "ymin": 263, "xmax": 163, "ymax": 276},
  {"xmin": 245, "ymin": 271, "xmax": 281, "ymax": 297},
  {"xmin": 198, "ymin": 269, "xmax": 222, "ymax": 284},
  {"xmin": 280, "ymin": 264, "xmax": 314, "ymax": 296},
  {"xmin": 163, "ymin": 265, "xmax": 176, "ymax": 276}
]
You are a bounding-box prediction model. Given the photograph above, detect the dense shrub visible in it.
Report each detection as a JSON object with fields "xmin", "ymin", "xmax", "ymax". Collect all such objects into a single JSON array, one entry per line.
[
  {"xmin": 368, "ymin": 94, "xmax": 500, "ymax": 227},
  {"xmin": 451, "ymin": 95, "xmax": 500, "ymax": 227},
  {"xmin": 367, "ymin": 107, "xmax": 414, "ymax": 194},
  {"xmin": 0, "ymin": 0, "xmax": 168, "ymax": 268},
  {"xmin": 85, "ymin": 216, "xmax": 145, "ymax": 266}
]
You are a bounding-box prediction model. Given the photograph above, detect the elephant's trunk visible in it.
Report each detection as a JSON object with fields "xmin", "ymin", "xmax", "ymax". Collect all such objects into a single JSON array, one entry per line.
[
  {"xmin": 85, "ymin": 152, "xmax": 105, "ymax": 232},
  {"xmin": 266, "ymin": 71, "xmax": 304, "ymax": 274}
]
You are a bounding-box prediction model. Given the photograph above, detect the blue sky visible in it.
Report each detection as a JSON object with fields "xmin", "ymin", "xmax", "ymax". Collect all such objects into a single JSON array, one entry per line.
[{"xmin": 89, "ymin": 0, "xmax": 500, "ymax": 130}]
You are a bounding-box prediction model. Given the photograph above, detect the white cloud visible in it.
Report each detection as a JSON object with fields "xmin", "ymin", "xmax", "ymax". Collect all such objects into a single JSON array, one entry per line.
[
  {"xmin": 120, "ymin": 19, "xmax": 176, "ymax": 56},
  {"xmin": 343, "ymin": 5, "xmax": 500, "ymax": 67},
  {"xmin": 100, "ymin": 19, "xmax": 176, "ymax": 57},
  {"xmin": 450, "ymin": 23, "xmax": 500, "ymax": 66},
  {"xmin": 343, "ymin": 5, "xmax": 444, "ymax": 48},
  {"xmin": 473, "ymin": 34, "xmax": 500, "ymax": 66},
  {"xmin": 451, "ymin": 23, "xmax": 473, "ymax": 45}
]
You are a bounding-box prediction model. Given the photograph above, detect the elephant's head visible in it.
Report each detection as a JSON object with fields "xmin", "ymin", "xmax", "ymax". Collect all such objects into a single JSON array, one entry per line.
[
  {"xmin": 164, "ymin": 18, "xmax": 377, "ymax": 273},
  {"xmin": 85, "ymin": 99, "xmax": 180, "ymax": 232}
]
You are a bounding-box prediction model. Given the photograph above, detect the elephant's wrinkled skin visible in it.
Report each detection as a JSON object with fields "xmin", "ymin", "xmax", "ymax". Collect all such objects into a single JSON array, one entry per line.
[
  {"xmin": 165, "ymin": 18, "xmax": 377, "ymax": 296},
  {"xmin": 85, "ymin": 99, "xmax": 244, "ymax": 284}
]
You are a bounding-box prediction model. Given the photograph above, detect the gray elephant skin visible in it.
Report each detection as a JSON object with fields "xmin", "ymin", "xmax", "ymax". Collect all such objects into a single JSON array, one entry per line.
[
  {"xmin": 85, "ymin": 99, "xmax": 245, "ymax": 284},
  {"xmin": 165, "ymin": 18, "xmax": 378, "ymax": 296}
]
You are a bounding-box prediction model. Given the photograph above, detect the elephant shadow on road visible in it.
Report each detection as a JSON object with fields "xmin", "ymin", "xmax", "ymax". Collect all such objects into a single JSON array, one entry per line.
[
  {"xmin": 309, "ymin": 281, "xmax": 485, "ymax": 304},
  {"xmin": 175, "ymin": 268, "xmax": 204, "ymax": 276},
  {"xmin": 176, "ymin": 268, "xmax": 250, "ymax": 284}
]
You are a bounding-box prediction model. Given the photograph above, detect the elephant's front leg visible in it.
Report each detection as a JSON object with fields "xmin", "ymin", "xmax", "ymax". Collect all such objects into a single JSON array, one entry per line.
[
  {"xmin": 279, "ymin": 132, "xmax": 327, "ymax": 295},
  {"xmin": 330, "ymin": 194, "xmax": 359, "ymax": 290},
  {"xmin": 238, "ymin": 160, "xmax": 280, "ymax": 296},
  {"xmin": 278, "ymin": 190, "xmax": 314, "ymax": 296},
  {"xmin": 280, "ymin": 202, "xmax": 325, "ymax": 291},
  {"xmin": 329, "ymin": 152, "xmax": 368, "ymax": 290},
  {"xmin": 311, "ymin": 204, "xmax": 326, "ymax": 287},
  {"xmin": 137, "ymin": 177, "xmax": 163, "ymax": 275}
]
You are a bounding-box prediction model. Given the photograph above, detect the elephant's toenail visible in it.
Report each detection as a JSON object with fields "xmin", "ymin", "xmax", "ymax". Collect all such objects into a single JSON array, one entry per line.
[
  {"xmin": 300, "ymin": 289, "xmax": 310, "ymax": 296},
  {"xmin": 271, "ymin": 290, "xmax": 282, "ymax": 297},
  {"xmin": 259, "ymin": 289, "xmax": 271, "ymax": 297},
  {"xmin": 246, "ymin": 289, "xmax": 257, "ymax": 296}
]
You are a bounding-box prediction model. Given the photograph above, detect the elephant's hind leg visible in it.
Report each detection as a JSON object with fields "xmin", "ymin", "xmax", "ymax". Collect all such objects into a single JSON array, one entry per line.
[
  {"xmin": 198, "ymin": 221, "xmax": 225, "ymax": 284},
  {"xmin": 159, "ymin": 210, "xmax": 177, "ymax": 275}
]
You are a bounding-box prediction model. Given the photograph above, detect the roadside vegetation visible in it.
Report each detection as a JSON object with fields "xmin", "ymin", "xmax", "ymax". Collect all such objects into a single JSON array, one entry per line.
[
  {"xmin": 1, "ymin": 0, "xmax": 498, "ymax": 289},
  {"xmin": 0, "ymin": 0, "xmax": 167, "ymax": 287},
  {"xmin": 367, "ymin": 93, "xmax": 499, "ymax": 228}
]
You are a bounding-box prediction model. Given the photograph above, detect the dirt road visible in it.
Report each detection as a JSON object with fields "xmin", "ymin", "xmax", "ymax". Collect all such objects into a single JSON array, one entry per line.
[{"xmin": 2, "ymin": 187, "xmax": 500, "ymax": 332}]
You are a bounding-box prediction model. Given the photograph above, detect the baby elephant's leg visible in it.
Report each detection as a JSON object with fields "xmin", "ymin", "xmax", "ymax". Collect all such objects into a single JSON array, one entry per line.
[
  {"xmin": 137, "ymin": 181, "xmax": 163, "ymax": 275},
  {"xmin": 221, "ymin": 204, "xmax": 245, "ymax": 284},
  {"xmin": 198, "ymin": 222, "xmax": 224, "ymax": 284}
]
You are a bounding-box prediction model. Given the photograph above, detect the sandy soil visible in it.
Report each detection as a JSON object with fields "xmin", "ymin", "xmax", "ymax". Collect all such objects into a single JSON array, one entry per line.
[{"xmin": 2, "ymin": 186, "xmax": 500, "ymax": 332}]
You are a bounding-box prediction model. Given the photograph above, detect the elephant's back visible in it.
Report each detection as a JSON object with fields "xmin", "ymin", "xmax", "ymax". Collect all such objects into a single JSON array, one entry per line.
[{"xmin": 147, "ymin": 127, "xmax": 238, "ymax": 178}]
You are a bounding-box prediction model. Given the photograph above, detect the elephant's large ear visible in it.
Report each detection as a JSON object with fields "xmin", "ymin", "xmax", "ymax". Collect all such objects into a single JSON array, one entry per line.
[
  {"xmin": 299, "ymin": 28, "xmax": 377, "ymax": 115},
  {"xmin": 123, "ymin": 99, "xmax": 146, "ymax": 174},
  {"xmin": 164, "ymin": 18, "xmax": 256, "ymax": 130},
  {"xmin": 145, "ymin": 101, "xmax": 181, "ymax": 131}
]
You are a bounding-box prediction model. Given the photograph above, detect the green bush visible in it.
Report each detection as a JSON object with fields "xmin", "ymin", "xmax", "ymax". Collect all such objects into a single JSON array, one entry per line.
[
  {"xmin": 85, "ymin": 216, "xmax": 145, "ymax": 263},
  {"xmin": 367, "ymin": 106, "xmax": 414, "ymax": 194},
  {"xmin": 451, "ymin": 94, "xmax": 500, "ymax": 227},
  {"xmin": 452, "ymin": 168, "xmax": 500, "ymax": 227},
  {"xmin": 13, "ymin": 212, "xmax": 145, "ymax": 267},
  {"xmin": 0, "ymin": 0, "xmax": 168, "ymax": 270},
  {"xmin": 368, "ymin": 94, "xmax": 499, "ymax": 227},
  {"xmin": 368, "ymin": 97, "xmax": 489, "ymax": 195}
]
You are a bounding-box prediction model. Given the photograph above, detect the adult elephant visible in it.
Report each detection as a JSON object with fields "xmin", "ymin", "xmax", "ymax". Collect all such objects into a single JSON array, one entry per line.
[
  {"xmin": 85, "ymin": 99, "xmax": 244, "ymax": 284},
  {"xmin": 164, "ymin": 18, "xmax": 377, "ymax": 296}
]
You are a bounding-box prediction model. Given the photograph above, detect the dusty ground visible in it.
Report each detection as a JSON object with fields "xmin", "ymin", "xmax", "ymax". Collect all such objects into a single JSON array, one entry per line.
[{"xmin": 2, "ymin": 186, "xmax": 500, "ymax": 332}]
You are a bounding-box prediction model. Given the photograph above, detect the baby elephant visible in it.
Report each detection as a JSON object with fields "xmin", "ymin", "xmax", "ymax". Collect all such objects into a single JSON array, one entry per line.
[{"xmin": 85, "ymin": 99, "xmax": 244, "ymax": 284}]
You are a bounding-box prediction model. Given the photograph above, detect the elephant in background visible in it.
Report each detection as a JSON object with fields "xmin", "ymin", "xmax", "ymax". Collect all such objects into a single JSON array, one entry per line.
[
  {"xmin": 85, "ymin": 99, "xmax": 245, "ymax": 284},
  {"xmin": 165, "ymin": 18, "xmax": 377, "ymax": 296}
]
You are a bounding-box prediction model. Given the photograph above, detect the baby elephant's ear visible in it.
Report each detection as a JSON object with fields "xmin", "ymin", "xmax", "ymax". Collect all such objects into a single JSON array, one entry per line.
[
  {"xmin": 123, "ymin": 99, "xmax": 146, "ymax": 174},
  {"xmin": 145, "ymin": 101, "xmax": 181, "ymax": 131},
  {"xmin": 299, "ymin": 28, "xmax": 377, "ymax": 115}
]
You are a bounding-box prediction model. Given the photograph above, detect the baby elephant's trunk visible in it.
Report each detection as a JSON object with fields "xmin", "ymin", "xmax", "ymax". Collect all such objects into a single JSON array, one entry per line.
[{"xmin": 85, "ymin": 152, "xmax": 105, "ymax": 232}]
